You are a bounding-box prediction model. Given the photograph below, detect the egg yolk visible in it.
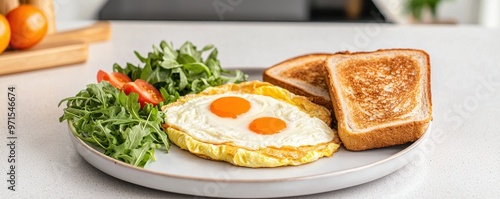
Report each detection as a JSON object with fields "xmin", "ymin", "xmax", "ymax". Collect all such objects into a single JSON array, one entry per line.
[
  {"xmin": 210, "ymin": 96, "xmax": 251, "ymax": 118},
  {"xmin": 249, "ymin": 117, "xmax": 287, "ymax": 135}
]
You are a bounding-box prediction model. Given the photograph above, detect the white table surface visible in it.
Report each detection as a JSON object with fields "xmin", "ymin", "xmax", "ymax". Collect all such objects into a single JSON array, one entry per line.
[{"xmin": 1, "ymin": 21, "xmax": 500, "ymax": 198}]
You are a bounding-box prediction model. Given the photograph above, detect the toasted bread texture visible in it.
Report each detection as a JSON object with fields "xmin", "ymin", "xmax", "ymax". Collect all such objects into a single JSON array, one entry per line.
[
  {"xmin": 325, "ymin": 49, "xmax": 432, "ymax": 151},
  {"xmin": 263, "ymin": 54, "xmax": 332, "ymax": 110}
]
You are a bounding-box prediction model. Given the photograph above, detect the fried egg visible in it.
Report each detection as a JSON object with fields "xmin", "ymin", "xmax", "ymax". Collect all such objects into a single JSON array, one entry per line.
[{"xmin": 162, "ymin": 81, "xmax": 340, "ymax": 167}]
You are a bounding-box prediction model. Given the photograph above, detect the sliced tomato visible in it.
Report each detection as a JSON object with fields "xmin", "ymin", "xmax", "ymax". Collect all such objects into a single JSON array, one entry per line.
[
  {"xmin": 97, "ymin": 70, "xmax": 132, "ymax": 89},
  {"xmin": 122, "ymin": 79, "xmax": 164, "ymax": 107}
]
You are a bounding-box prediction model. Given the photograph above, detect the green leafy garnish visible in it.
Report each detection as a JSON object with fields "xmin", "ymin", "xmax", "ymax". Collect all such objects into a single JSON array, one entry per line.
[
  {"xmin": 59, "ymin": 41, "xmax": 248, "ymax": 167},
  {"xmin": 113, "ymin": 41, "xmax": 248, "ymax": 103},
  {"xmin": 59, "ymin": 82, "xmax": 169, "ymax": 167}
]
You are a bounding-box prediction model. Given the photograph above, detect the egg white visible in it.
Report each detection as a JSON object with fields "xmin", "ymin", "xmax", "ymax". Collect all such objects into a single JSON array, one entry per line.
[{"xmin": 164, "ymin": 93, "xmax": 334, "ymax": 150}]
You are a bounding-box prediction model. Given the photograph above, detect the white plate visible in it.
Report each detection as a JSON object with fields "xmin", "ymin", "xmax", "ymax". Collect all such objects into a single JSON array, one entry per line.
[{"xmin": 68, "ymin": 69, "xmax": 433, "ymax": 198}]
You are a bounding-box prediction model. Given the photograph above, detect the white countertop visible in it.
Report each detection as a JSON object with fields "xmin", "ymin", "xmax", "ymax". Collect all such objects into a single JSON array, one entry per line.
[{"xmin": 1, "ymin": 21, "xmax": 500, "ymax": 198}]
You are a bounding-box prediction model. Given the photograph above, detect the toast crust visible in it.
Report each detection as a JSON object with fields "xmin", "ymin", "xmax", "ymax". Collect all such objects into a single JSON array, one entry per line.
[
  {"xmin": 263, "ymin": 53, "xmax": 332, "ymax": 110},
  {"xmin": 325, "ymin": 49, "xmax": 432, "ymax": 151}
]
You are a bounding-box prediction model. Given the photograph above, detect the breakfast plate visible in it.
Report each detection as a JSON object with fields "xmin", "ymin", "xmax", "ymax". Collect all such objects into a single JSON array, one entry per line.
[{"xmin": 68, "ymin": 68, "xmax": 433, "ymax": 198}]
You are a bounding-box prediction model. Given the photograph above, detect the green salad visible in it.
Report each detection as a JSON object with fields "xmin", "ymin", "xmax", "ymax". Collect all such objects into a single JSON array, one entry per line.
[
  {"xmin": 59, "ymin": 41, "xmax": 248, "ymax": 167},
  {"xmin": 114, "ymin": 41, "xmax": 247, "ymax": 99}
]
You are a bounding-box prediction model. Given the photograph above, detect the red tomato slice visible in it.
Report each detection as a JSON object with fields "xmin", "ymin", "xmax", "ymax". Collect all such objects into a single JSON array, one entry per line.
[
  {"xmin": 97, "ymin": 70, "xmax": 132, "ymax": 89},
  {"xmin": 122, "ymin": 79, "xmax": 164, "ymax": 107}
]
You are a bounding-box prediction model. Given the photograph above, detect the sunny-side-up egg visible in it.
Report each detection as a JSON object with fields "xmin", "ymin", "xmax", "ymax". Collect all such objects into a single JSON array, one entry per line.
[{"xmin": 162, "ymin": 81, "xmax": 340, "ymax": 167}]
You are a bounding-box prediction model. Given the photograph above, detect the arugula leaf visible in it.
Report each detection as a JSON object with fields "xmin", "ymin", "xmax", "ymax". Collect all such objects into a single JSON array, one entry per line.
[
  {"xmin": 59, "ymin": 82, "xmax": 169, "ymax": 167},
  {"xmin": 113, "ymin": 41, "xmax": 248, "ymax": 103}
]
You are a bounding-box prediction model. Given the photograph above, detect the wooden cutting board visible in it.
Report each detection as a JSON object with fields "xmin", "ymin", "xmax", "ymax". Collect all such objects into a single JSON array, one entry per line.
[{"xmin": 0, "ymin": 21, "xmax": 111, "ymax": 75}]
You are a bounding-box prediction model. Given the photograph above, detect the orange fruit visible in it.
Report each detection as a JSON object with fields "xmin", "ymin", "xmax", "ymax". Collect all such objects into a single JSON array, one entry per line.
[
  {"xmin": 6, "ymin": 5, "xmax": 48, "ymax": 50},
  {"xmin": 0, "ymin": 14, "xmax": 10, "ymax": 54}
]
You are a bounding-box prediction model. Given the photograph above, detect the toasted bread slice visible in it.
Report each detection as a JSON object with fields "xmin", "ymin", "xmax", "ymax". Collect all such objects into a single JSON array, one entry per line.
[
  {"xmin": 263, "ymin": 54, "xmax": 332, "ymax": 110},
  {"xmin": 325, "ymin": 49, "xmax": 432, "ymax": 151}
]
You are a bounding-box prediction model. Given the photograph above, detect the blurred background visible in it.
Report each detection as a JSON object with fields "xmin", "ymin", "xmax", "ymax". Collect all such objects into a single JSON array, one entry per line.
[{"xmin": 22, "ymin": 0, "xmax": 500, "ymax": 28}]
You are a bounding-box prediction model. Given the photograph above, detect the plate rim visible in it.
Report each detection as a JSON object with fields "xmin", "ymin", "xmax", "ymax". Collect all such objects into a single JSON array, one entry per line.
[{"xmin": 68, "ymin": 120, "xmax": 432, "ymax": 183}]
